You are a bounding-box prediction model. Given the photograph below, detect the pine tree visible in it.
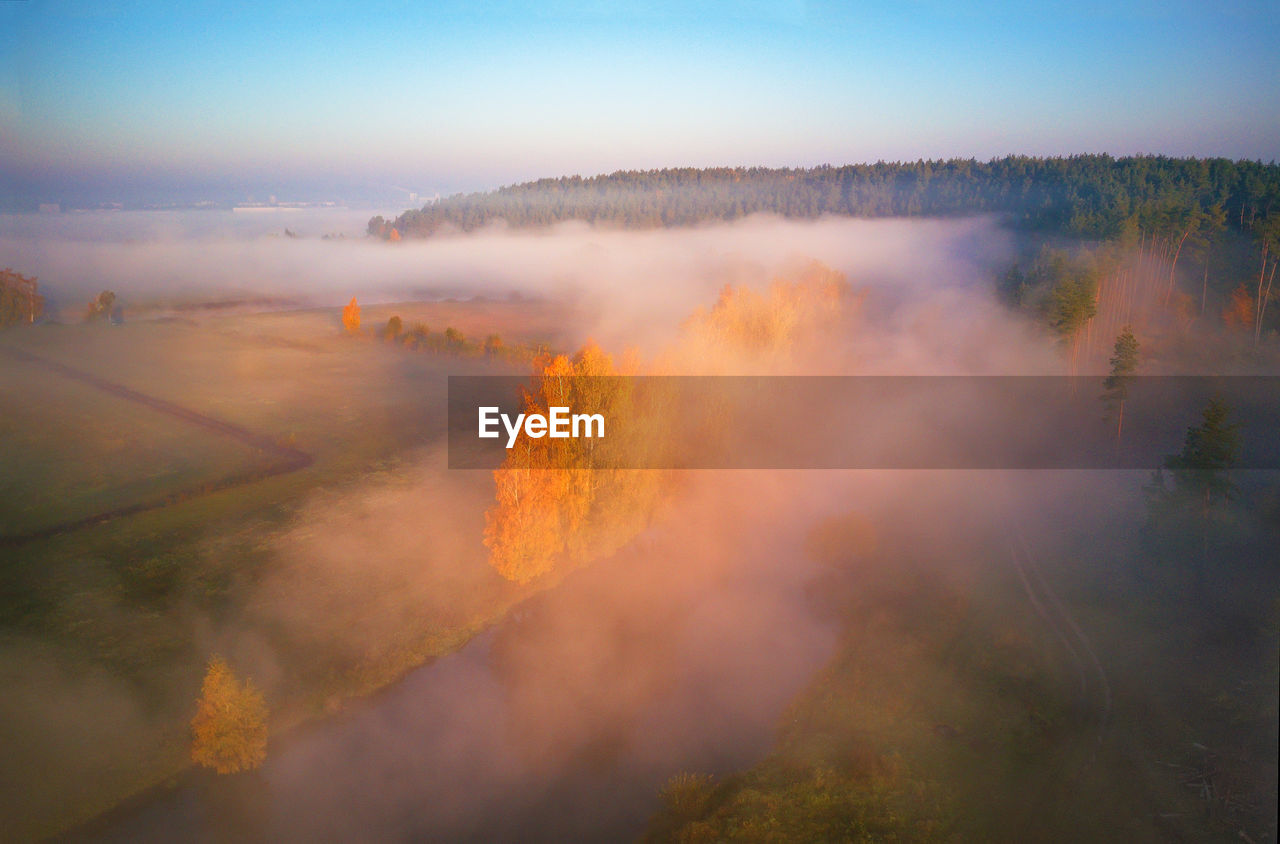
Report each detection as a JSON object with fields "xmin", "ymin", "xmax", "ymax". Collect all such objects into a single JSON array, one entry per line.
[
  {"xmin": 1102, "ymin": 325, "xmax": 1139, "ymax": 442},
  {"xmin": 384, "ymin": 315, "xmax": 403, "ymax": 340},
  {"xmin": 1147, "ymin": 398, "xmax": 1242, "ymax": 599}
]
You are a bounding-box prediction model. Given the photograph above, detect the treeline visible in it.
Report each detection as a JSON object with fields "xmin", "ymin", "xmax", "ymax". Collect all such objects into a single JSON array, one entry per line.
[
  {"xmin": 339, "ymin": 297, "xmax": 542, "ymax": 363},
  {"xmin": 371, "ymin": 156, "xmax": 1279, "ymax": 241},
  {"xmin": 1001, "ymin": 207, "xmax": 1278, "ymax": 352}
]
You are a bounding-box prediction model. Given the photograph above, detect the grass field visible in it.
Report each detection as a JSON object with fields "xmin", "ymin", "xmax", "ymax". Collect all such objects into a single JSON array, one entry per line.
[
  {"xmin": 4, "ymin": 297, "xmax": 1275, "ymax": 842},
  {"xmin": 0, "ymin": 299, "xmax": 577, "ymax": 840},
  {"xmin": 646, "ymin": 510, "xmax": 1280, "ymax": 843},
  {"xmin": 0, "ymin": 356, "xmax": 267, "ymax": 537}
]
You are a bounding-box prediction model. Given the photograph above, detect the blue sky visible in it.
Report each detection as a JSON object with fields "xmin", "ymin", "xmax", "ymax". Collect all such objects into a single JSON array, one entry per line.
[{"xmin": 2, "ymin": 0, "xmax": 1278, "ymax": 204}]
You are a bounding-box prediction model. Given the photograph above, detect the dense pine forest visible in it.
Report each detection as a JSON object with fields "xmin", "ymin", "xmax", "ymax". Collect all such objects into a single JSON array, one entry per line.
[
  {"xmin": 370, "ymin": 156, "xmax": 1280, "ymax": 344},
  {"xmin": 370, "ymin": 156, "xmax": 1280, "ymax": 242}
]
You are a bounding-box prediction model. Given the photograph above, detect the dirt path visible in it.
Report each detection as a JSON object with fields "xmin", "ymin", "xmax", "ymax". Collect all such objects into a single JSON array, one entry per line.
[
  {"xmin": 1008, "ymin": 529, "xmax": 1112, "ymax": 747},
  {"xmin": 0, "ymin": 344, "xmax": 313, "ymax": 548}
]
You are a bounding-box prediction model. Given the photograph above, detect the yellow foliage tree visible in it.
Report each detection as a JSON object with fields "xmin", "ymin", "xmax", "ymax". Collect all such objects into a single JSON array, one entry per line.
[
  {"xmin": 191, "ymin": 656, "xmax": 268, "ymax": 774},
  {"xmin": 681, "ymin": 260, "xmax": 849, "ymax": 365},
  {"xmin": 342, "ymin": 296, "xmax": 361, "ymax": 334},
  {"xmin": 484, "ymin": 341, "xmax": 661, "ymax": 583},
  {"xmin": 484, "ymin": 353, "xmax": 592, "ymax": 583},
  {"xmin": 485, "ymin": 438, "xmax": 570, "ymax": 583},
  {"xmin": 483, "ymin": 262, "xmax": 852, "ymax": 584}
]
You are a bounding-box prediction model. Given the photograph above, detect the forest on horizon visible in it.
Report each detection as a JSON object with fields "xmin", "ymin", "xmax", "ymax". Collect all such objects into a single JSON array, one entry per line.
[{"xmin": 370, "ymin": 155, "xmax": 1280, "ymax": 243}]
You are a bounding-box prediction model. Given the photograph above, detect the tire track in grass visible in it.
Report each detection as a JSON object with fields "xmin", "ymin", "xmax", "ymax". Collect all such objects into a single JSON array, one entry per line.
[
  {"xmin": 1009, "ymin": 537, "xmax": 1089, "ymax": 698},
  {"xmin": 1010, "ymin": 529, "xmax": 1112, "ymax": 754},
  {"xmin": 1017, "ymin": 531, "xmax": 1112, "ymax": 742},
  {"xmin": 0, "ymin": 345, "xmax": 313, "ymax": 548}
]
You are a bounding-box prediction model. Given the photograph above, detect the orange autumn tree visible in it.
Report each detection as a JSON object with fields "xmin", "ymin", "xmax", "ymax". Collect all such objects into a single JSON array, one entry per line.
[
  {"xmin": 483, "ymin": 261, "xmax": 854, "ymax": 585},
  {"xmin": 342, "ymin": 296, "xmax": 361, "ymax": 334},
  {"xmin": 191, "ymin": 656, "xmax": 268, "ymax": 774},
  {"xmin": 483, "ymin": 342, "xmax": 658, "ymax": 583},
  {"xmin": 681, "ymin": 260, "xmax": 849, "ymax": 367}
]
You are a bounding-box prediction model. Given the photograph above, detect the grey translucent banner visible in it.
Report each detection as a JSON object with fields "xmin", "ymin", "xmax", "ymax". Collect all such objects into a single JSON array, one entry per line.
[{"xmin": 447, "ymin": 376, "xmax": 1280, "ymax": 470}]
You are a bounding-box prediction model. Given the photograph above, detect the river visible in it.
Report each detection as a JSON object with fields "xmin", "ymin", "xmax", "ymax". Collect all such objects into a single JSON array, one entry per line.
[{"xmin": 67, "ymin": 474, "xmax": 840, "ymax": 843}]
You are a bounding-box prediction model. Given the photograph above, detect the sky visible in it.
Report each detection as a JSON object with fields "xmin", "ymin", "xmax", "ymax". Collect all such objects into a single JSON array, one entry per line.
[{"xmin": 2, "ymin": 0, "xmax": 1278, "ymax": 207}]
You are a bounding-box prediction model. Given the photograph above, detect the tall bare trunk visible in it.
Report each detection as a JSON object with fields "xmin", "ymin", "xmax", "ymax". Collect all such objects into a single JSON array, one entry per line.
[
  {"xmin": 1201, "ymin": 248, "xmax": 1210, "ymax": 315},
  {"xmin": 1164, "ymin": 228, "xmax": 1191, "ymax": 308},
  {"xmin": 1257, "ymin": 245, "xmax": 1271, "ymax": 347},
  {"xmin": 1115, "ymin": 398, "xmax": 1124, "ymax": 452},
  {"xmin": 1257, "ymin": 254, "xmax": 1277, "ymax": 347}
]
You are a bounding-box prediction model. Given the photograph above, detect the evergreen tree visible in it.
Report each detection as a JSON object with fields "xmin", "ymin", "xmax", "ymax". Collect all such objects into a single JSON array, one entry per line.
[
  {"xmin": 1146, "ymin": 398, "xmax": 1241, "ymax": 598},
  {"xmin": 1102, "ymin": 326, "xmax": 1139, "ymax": 442}
]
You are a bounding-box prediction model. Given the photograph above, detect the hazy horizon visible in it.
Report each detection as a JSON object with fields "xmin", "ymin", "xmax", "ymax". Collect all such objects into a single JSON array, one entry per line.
[{"xmin": 3, "ymin": 1, "xmax": 1279, "ymax": 209}]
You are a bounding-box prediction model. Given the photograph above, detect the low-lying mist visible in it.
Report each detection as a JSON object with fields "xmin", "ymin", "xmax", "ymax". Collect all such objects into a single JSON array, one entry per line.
[
  {"xmin": 6, "ymin": 208, "xmax": 1272, "ymax": 841},
  {"xmin": 162, "ymin": 215, "xmax": 1127, "ymax": 836},
  {"xmin": 4, "ymin": 210, "xmax": 1041, "ymax": 364}
]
